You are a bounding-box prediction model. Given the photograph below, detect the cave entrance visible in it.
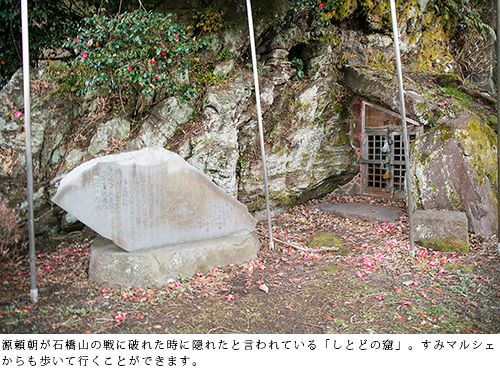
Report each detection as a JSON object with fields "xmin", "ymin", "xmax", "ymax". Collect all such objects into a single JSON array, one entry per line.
[
  {"xmin": 361, "ymin": 102, "xmax": 423, "ymax": 198},
  {"xmin": 288, "ymin": 43, "xmax": 306, "ymax": 62}
]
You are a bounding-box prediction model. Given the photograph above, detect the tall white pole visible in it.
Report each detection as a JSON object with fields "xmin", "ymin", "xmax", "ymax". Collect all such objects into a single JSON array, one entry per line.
[
  {"xmin": 497, "ymin": 0, "xmax": 500, "ymax": 255},
  {"xmin": 389, "ymin": 0, "xmax": 415, "ymax": 255},
  {"xmin": 245, "ymin": 0, "xmax": 274, "ymax": 250},
  {"xmin": 21, "ymin": 0, "xmax": 38, "ymax": 303}
]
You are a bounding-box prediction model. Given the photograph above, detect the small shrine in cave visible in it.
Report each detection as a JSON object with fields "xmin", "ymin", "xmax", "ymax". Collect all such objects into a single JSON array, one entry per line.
[{"xmin": 339, "ymin": 100, "xmax": 424, "ymax": 198}]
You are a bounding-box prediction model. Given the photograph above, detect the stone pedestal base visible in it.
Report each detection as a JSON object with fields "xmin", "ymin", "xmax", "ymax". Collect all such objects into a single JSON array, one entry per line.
[{"xmin": 89, "ymin": 231, "xmax": 261, "ymax": 288}]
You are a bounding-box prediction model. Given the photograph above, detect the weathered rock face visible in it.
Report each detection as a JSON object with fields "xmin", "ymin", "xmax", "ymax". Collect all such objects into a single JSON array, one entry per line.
[
  {"xmin": 127, "ymin": 62, "xmax": 358, "ymax": 212},
  {"xmin": 0, "ymin": 0, "xmax": 497, "ymax": 239},
  {"xmin": 180, "ymin": 76, "xmax": 254, "ymax": 198},
  {"xmin": 0, "ymin": 68, "xmax": 79, "ymax": 234},
  {"xmin": 238, "ymin": 76, "xmax": 357, "ymax": 214},
  {"xmin": 129, "ymin": 97, "xmax": 194, "ymax": 150},
  {"xmin": 410, "ymin": 115, "xmax": 497, "ymax": 236},
  {"xmin": 0, "ymin": 67, "xmax": 358, "ymax": 235},
  {"xmin": 344, "ymin": 65, "xmax": 442, "ymax": 126}
]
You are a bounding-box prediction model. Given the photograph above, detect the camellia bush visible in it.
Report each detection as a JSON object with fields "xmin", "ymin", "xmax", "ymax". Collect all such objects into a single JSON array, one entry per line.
[
  {"xmin": 0, "ymin": 0, "xmax": 108, "ymax": 88},
  {"xmin": 64, "ymin": 10, "xmax": 208, "ymax": 116}
]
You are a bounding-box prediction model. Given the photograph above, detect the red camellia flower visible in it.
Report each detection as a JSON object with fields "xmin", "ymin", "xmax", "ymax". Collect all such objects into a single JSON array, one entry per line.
[
  {"xmin": 154, "ymin": 74, "xmax": 159, "ymax": 79},
  {"xmin": 319, "ymin": 2, "xmax": 324, "ymax": 8},
  {"xmin": 150, "ymin": 59, "xmax": 156, "ymax": 64},
  {"xmin": 81, "ymin": 52, "xmax": 87, "ymax": 59},
  {"xmin": 174, "ymin": 33, "xmax": 179, "ymax": 39},
  {"xmin": 73, "ymin": 38, "xmax": 77, "ymax": 43},
  {"xmin": 127, "ymin": 66, "xmax": 132, "ymax": 71},
  {"xmin": 0, "ymin": 60, "xmax": 5, "ymax": 65}
]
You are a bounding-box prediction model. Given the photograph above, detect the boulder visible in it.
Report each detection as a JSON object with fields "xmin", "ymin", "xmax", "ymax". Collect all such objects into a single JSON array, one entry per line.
[
  {"xmin": 410, "ymin": 115, "xmax": 497, "ymax": 236},
  {"xmin": 413, "ymin": 210, "xmax": 469, "ymax": 253}
]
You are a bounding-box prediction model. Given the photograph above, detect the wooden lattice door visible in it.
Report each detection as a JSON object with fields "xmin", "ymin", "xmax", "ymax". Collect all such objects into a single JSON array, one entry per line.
[{"xmin": 361, "ymin": 102, "xmax": 423, "ymax": 198}]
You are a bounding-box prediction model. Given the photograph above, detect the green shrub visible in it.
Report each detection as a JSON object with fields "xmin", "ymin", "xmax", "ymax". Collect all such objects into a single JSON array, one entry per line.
[
  {"xmin": 0, "ymin": 0, "xmax": 108, "ymax": 89},
  {"xmin": 64, "ymin": 10, "xmax": 208, "ymax": 116}
]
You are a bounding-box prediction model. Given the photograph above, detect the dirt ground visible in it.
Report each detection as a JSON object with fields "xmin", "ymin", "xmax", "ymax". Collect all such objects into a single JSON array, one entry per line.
[{"xmin": 1, "ymin": 195, "xmax": 499, "ymax": 334}]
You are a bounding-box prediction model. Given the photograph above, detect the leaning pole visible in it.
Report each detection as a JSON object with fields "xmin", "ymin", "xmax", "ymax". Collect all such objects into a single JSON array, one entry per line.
[
  {"xmin": 389, "ymin": 0, "xmax": 415, "ymax": 255},
  {"xmin": 21, "ymin": 0, "xmax": 38, "ymax": 303},
  {"xmin": 245, "ymin": 0, "xmax": 274, "ymax": 250}
]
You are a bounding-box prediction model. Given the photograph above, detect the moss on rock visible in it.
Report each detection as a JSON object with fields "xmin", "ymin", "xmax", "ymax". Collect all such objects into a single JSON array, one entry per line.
[
  {"xmin": 457, "ymin": 116, "xmax": 497, "ymax": 193},
  {"xmin": 443, "ymin": 263, "xmax": 473, "ymax": 274},
  {"xmin": 322, "ymin": 0, "xmax": 359, "ymax": 22},
  {"xmin": 422, "ymin": 236, "xmax": 469, "ymax": 253},
  {"xmin": 435, "ymin": 73, "xmax": 463, "ymax": 88},
  {"xmin": 308, "ymin": 232, "xmax": 355, "ymax": 255},
  {"xmin": 409, "ymin": 13, "xmax": 454, "ymax": 73},
  {"xmin": 308, "ymin": 232, "xmax": 341, "ymax": 248}
]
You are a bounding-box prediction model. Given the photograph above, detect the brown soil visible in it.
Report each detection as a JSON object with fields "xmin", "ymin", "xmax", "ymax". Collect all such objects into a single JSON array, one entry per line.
[{"xmin": 1, "ymin": 195, "xmax": 499, "ymax": 334}]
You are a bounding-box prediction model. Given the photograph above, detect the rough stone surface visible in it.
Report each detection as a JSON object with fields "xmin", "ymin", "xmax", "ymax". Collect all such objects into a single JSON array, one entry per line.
[
  {"xmin": 64, "ymin": 149, "xmax": 85, "ymax": 172},
  {"xmin": 88, "ymin": 117, "xmax": 131, "ymax": 158},
  {"xmin": 311, "ymin": 203, "xmax": 403, "ymax": 223},
  {"xmin": 0, "ymin": 2, "xmax": 496, "ymax": 241},
  {"xmin": 60, "ymin": 212, "xmax": 83, "ymax": 232},
  {"xmin": 131, "ymin": 97, "xmax": 194, "ymax": 149},
  {"xmin": 305, "ymin": 42, "xmax": 336, "ymax": 80},
  {"xmin": 89, "ymin": 231, "xmax": 260, "ymax": 288},
  {"xmin": 52, "ymin": 147, "xmax": 257, "ymax": 252},
  {"xmin": 213, "ymin": 60, "xmax": 235, "ymax": 77},
  {"xmin": 179, "ymin": 76, "xmax": 253, "ymax": 198},
  {"xmin": 416, "ymin": 0, "xmax": 431, "ymax": 10},
  {"xmin": 410, "ymin": 115, "xmax": 497, "ymax": 236},
  {"xmin": 0, "ymin": 68, "xmax": 78, "ymax": 233},
  {"xmin": 238, "ymin": 76, "xmax": 358, "ymax": 212},
  {"xmin": 344, "ymin": 66, "xmax": 396, "ymax": 109},
  {"xmin": 344, "ymin": 65, "xmax": 441, "ymax": 125},
  {"xmin": 413, "ymin": 210, "xmax": 469, "ymax": 252}
]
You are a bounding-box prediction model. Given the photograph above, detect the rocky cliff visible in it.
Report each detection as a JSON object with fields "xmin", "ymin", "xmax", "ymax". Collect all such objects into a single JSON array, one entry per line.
[{"xmin": 0, "ymin": 0, "xmax": 497, "ymax": 237}]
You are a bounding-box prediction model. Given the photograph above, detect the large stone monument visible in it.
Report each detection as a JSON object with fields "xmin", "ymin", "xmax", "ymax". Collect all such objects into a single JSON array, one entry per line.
[{"xmin": 52, "ymin": 147, "xmax": 261, "ymax": 287}]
